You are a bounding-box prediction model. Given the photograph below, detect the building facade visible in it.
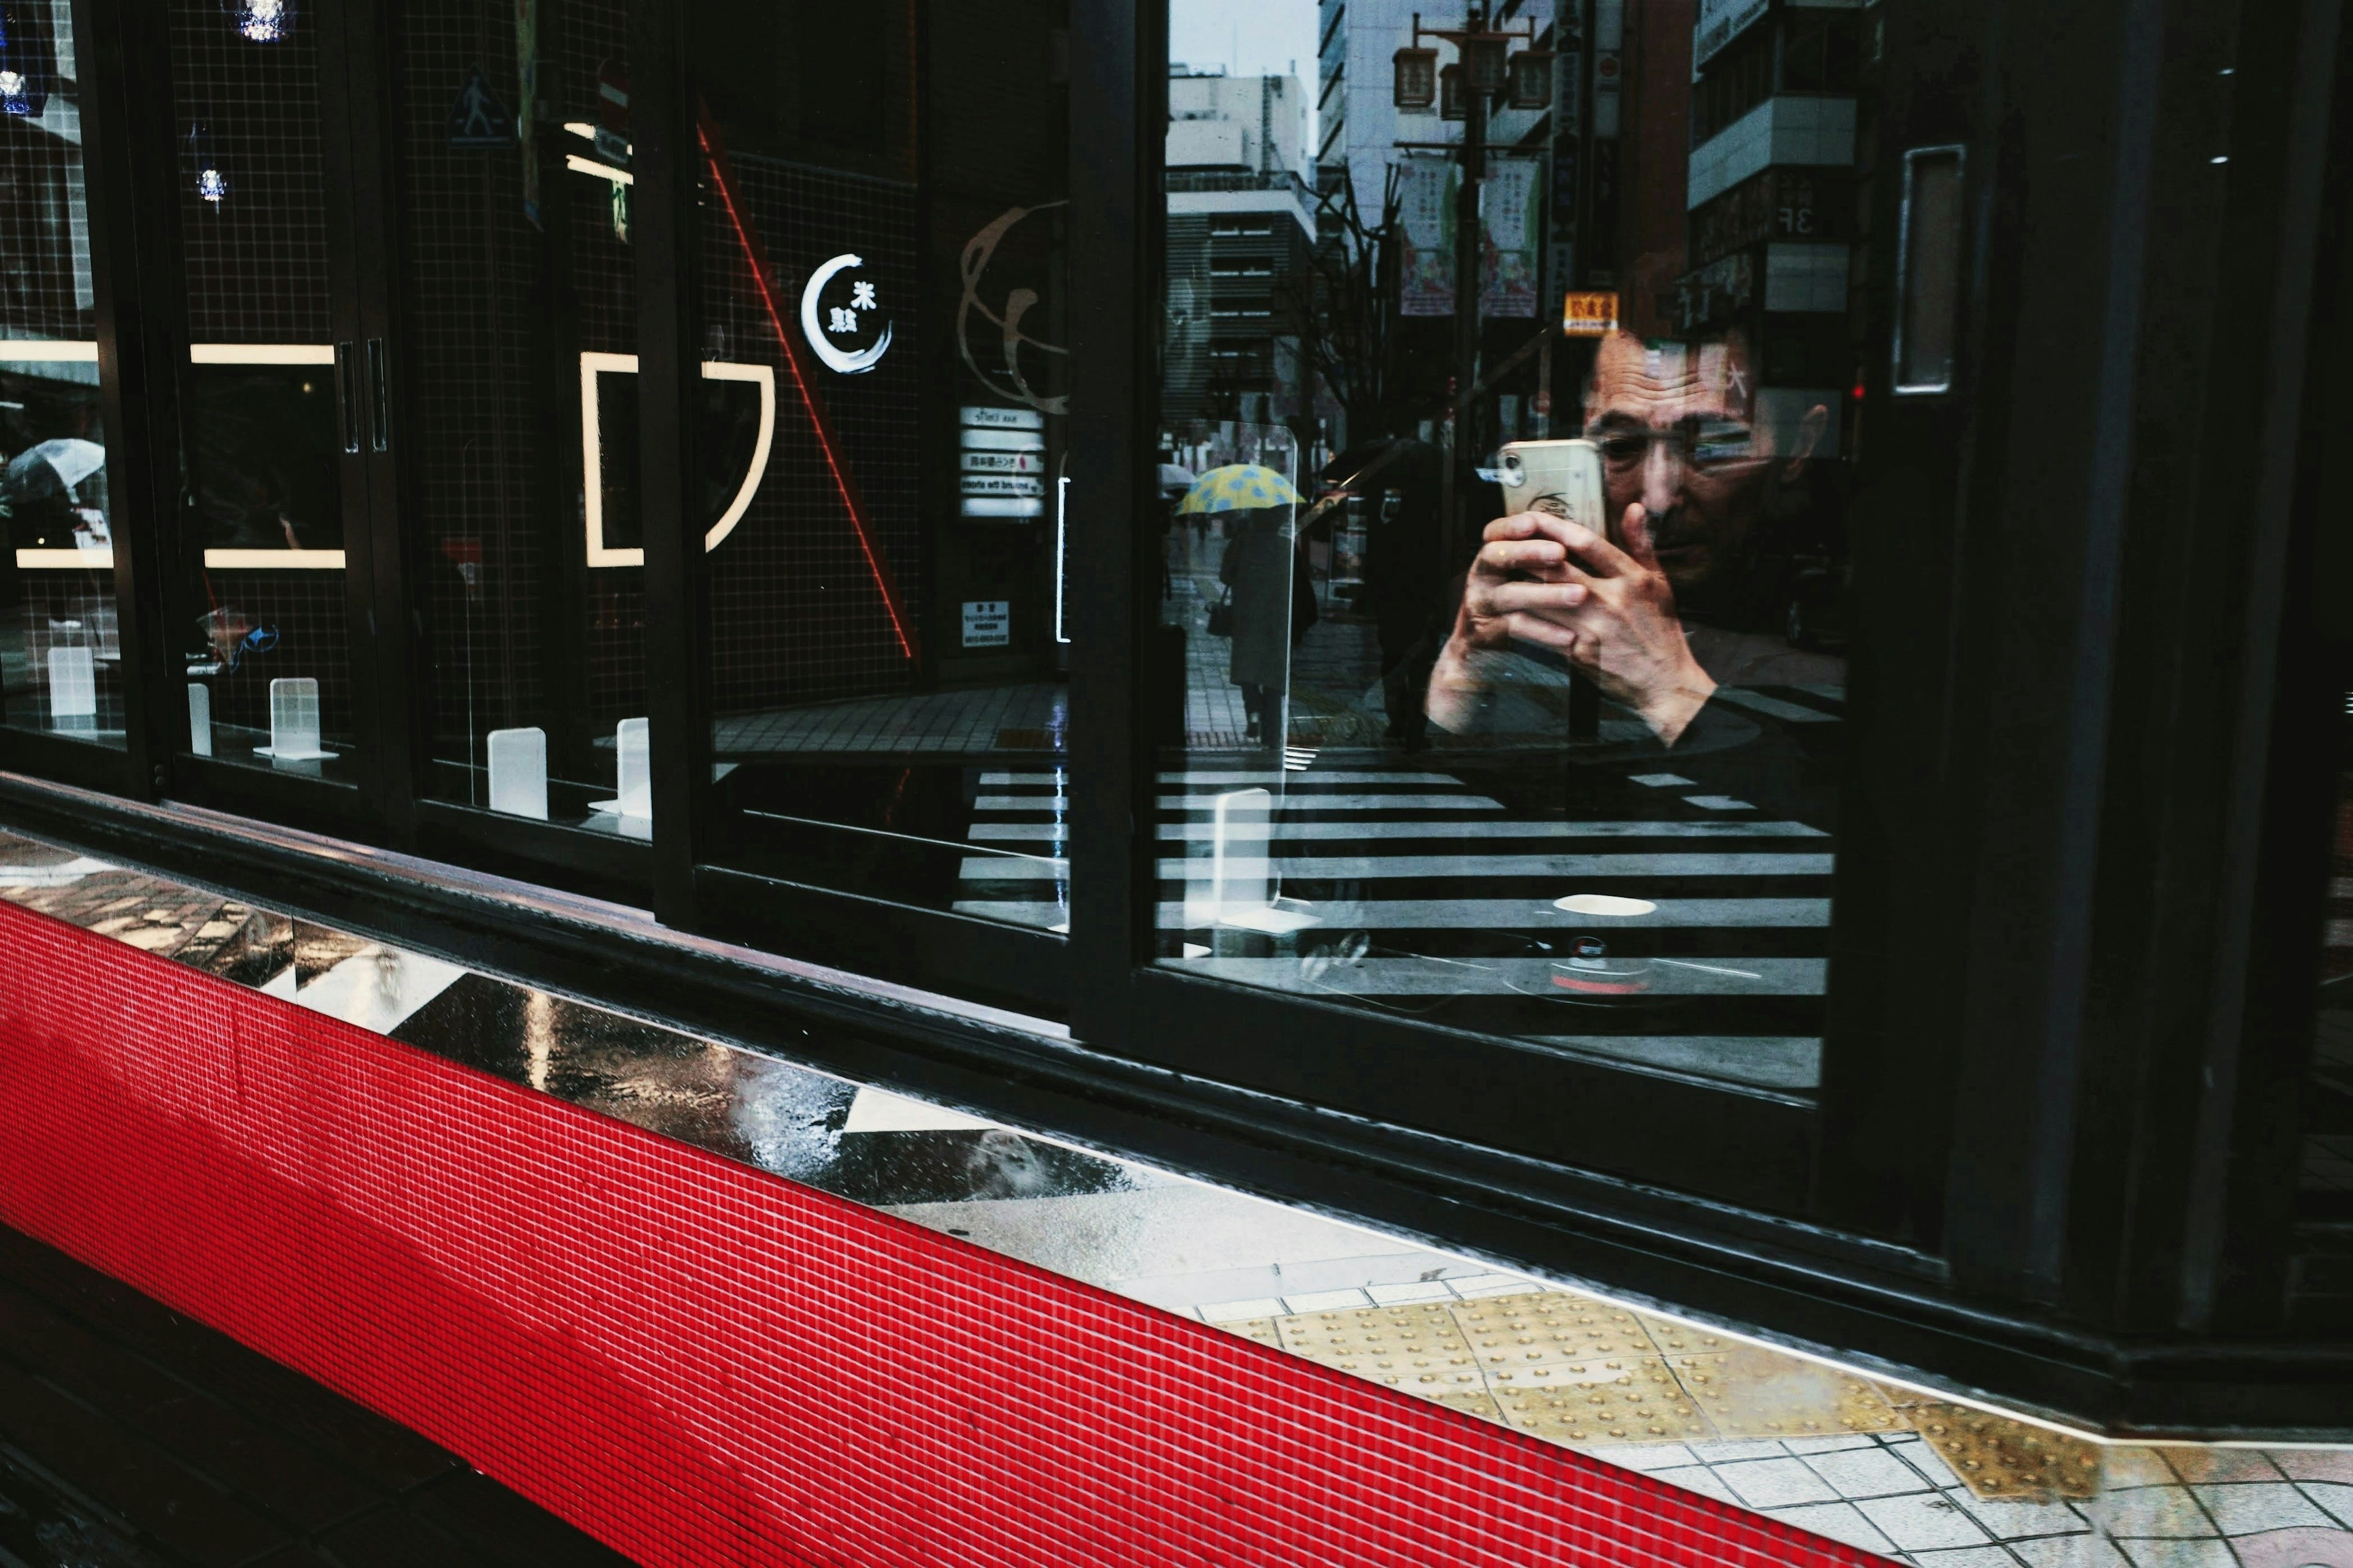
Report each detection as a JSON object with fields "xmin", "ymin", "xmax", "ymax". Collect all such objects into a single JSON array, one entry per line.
[{"xmin": 3, "ymin": 0, "xmax": 2352, "ymax": 1561}]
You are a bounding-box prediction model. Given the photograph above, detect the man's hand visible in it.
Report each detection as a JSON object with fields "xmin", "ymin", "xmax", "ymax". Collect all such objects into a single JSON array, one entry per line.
[{"xmin": 1427, "ymin": 504, "xmax": 1717, "ymax": 744}]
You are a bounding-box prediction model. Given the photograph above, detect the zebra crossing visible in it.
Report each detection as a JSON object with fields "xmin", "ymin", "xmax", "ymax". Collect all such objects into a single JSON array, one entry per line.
[{"xmin": 954, "ymin": 704, "xmax": 1841, "ymax": 1093}]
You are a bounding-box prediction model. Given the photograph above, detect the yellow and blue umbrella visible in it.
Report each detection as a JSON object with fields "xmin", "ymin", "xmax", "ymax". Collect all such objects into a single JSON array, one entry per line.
[{"xmin": 1178, "ymin": 463, "xmax": 1303, "ymax": 515}]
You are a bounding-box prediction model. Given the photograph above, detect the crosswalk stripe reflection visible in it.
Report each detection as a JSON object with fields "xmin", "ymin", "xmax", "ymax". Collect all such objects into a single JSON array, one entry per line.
[{"xmin": 953, "ymin": 760, "xmax": 1832, "ymax": 1089}]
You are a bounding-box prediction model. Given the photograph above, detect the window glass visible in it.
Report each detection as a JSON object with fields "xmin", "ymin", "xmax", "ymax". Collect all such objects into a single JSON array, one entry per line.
[
  {"xmin": 689, "ymin": 0, "xmax": 1072, "ymax": 934},
  {"xmin": 1154, "ymin": 0, "xmax": 1877, "ymax": 1096},
  {"xmin": 164, "ymin": 0, "xmax": 355, "ymax": 780},
  {"xmin": 400, "ymin": 0, "xmax": 646, "ymax": 848},
  {"xmin": 1, "ymin": 0, "xmax": 120, "ymax": 748}
]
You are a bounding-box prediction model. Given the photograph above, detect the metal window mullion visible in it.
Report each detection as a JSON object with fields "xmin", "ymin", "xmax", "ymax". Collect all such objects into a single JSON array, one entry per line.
[
  {"xmin": 72, "ymin": 0, "xmax": 176, "ymax": 800},
  {"xmin": 335, "ymin": 0, "xmax": 420, "ymax": 845},
  {"xmin": 630, "ymin": 0, "xmax": 713, "ymax": 926},
  {"xmin": 1066, "ymin": 0, "xmax": 1161, "ymax": 1046}
]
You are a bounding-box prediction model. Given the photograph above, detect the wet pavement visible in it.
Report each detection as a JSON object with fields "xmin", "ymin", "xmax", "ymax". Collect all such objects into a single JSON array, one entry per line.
[
  {"xmin": 0, "ymin": 1223, "xmax": 634, "ymax": 1568},
  {"xmin": 6, "ymin": 824, "xmax": 2353, "ymax": 1567}
]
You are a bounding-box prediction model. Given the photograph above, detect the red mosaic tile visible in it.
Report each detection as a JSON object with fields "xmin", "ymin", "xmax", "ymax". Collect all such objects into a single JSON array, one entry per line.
[{"xmin": 0, "ymin": 897, "xmax": 1890, "ymax": 1567}]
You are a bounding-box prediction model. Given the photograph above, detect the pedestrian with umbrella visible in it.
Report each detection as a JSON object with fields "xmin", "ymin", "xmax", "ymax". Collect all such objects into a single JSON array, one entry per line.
[
  {"xmin": 1, "ymin": 437, "xmax": 107, "ymax": 554},
  {"xmin": 1182, "ymin": 463, "xmax": 1314, "ymax": 748}
]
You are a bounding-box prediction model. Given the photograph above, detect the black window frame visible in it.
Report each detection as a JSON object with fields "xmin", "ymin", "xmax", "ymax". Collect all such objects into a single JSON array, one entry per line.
[{"xmin": 6, "ymin": 0, "xmax": 2351, "ymax": 1433}]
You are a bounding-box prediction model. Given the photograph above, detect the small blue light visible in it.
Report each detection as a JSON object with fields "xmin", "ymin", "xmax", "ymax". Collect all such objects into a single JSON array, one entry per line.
[
  {"xmin": 189, "ymin": 123, "xmax": 229, "ymax": 206},
  {"xmin": 232, "ymin": 0, "xmax": 286, "ymax": 40}
]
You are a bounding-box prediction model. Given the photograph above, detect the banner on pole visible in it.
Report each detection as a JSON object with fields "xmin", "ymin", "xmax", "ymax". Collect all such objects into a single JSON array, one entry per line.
[
  {"xmin": 1397, "ymin": 160, "xmax": 1458, "ymax": 318},
  {"xmin": 1480, "ymin": 158, "xmax": 1542, "ymax": 317}
]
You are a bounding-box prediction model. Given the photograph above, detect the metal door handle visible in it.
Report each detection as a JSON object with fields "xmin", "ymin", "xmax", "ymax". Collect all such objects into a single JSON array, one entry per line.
[
  {"xmin": 366, "ymin": 338, "xmax": 390, "ymax": 452},
  {"xmin": 335, "ymin": 341, "xmax": 360, "ymax": 453},
  {"xmin": 1892, "ymin": 145, "xmax": 1968, "ymax": 395}
]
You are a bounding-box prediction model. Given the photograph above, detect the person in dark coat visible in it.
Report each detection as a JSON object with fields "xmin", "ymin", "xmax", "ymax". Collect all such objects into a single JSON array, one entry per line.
[
  {"xmin": 1183, "ymin": 463, "xmax": 1306, "ymax": 748},
  {"xmin": 1322, "ymin": 434, "xmax": 1446, "ymax": 751}
]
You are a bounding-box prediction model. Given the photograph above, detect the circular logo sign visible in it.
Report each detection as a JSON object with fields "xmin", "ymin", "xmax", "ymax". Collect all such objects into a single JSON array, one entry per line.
[{"xmin": 799, "ymin": 253, "xmax": 893, "ymax": 374}]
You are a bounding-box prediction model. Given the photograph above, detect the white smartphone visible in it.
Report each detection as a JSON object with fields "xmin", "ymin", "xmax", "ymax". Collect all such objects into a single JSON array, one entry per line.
[{"xmin": 1496, "ymin": 438, "xmax": 1608, "ymax": 543}]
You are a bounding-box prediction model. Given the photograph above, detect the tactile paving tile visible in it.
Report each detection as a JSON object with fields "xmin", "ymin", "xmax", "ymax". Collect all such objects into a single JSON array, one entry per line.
[
  {"xmin": 1428, "ymin": 1389, "xmax": 1507, "ymax": 1423},
  {"xmin": 1492, "ymin": 1360, "xmax": 1717, "ymax": 1444},
  {"xmin": 1224, "ymin": 1317, "xmax": 1283, "ymax": 1349},
  {"xmin": 1665, "ymin": 1344, "xmax": 1903, "ymax": 1438},
  {"xmin": 1273, "ymin": 1303, "xmax": 1485, "ymax": 1396},
  {"xmin": 1911, "ymin": 1403, "xmax": 2102, "ymax": 1499},
  {"xmin": 1450, "ymin": 1291, "xmax": 1656, "ymax": 1371},
  {"xmin": 1634, "ymin": 1312, "xmax": 1733, "ymax": 1356},
  {"xmin": 1871, "ymin": 1379, "xmax": 1941, "ymax": 1409}
]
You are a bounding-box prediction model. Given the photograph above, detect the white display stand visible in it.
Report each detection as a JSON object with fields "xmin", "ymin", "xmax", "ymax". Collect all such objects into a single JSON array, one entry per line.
[
  {"xmin": 1205, "ymin": 787, "xmax": 1319, "ymax": 936},
  {"xmin": 487, "ymin": 726, "xmax": 550, "ymax": 820},
  {"xmin": 188, "ymin": 683, "xmax": 213, "ymax": 757},
  {"xmin": 254, "ymin": 676, "xmax": 333, "ymax": 760},
  {"xmin": 47, "ymin": 644, "xmax": 96, "ymax": 719},
  {"xmin": 589, "ymin": 716, "xmax": 651, "ymax": 835}
]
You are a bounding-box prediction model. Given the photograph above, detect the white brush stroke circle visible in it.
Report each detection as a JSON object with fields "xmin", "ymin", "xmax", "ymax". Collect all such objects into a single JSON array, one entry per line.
[{"xmin": 800, "ymin": 252, "xmax": 893, "ymax": 374}]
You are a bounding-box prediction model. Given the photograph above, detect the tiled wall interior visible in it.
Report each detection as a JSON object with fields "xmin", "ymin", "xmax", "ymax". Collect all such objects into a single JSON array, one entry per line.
[{"xmin": 0, "ymin": 890, "xmax": 1887, "ymax": 1568}]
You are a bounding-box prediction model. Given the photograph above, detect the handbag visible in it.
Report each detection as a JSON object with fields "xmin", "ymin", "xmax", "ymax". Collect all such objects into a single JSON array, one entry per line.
[{"xmin": 1206, "ymin": 587, "xmax": 1234, "ymax": 638}]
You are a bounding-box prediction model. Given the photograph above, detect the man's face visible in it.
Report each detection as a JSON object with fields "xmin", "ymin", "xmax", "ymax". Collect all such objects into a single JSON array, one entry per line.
[{"xmin": 1582, "ymin": 331, "xmax": 1786, "ymax": 591}]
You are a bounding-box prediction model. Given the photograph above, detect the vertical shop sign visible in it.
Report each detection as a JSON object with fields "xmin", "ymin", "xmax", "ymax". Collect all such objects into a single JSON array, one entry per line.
[
  {"xmin": 1586, "ymin": 0, "xmax": 1624, "ymax": 285},
  {"xmin": 1397, "ymin": 160, "xmax": 1458, "ymax": 318},
  {"xmin": 1480, "ymin": 159, "xmax": 1542, "ymax": 317},
  {"xmin": 1547, "ymin": 34, "xmax": 1583, "ymax": 300}
]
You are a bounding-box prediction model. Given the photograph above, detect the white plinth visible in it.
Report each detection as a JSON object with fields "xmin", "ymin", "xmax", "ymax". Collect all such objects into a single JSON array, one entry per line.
[
  {"xmin": 254, "ymin": 676, "xmax": 333, "ymax": 760},
  {"xmin": 589, "ymin": 716, "xmax": 651, "ymax": 828},
  {"xmin": 487, "ymin": 726, "xmax": 550, "ymax": 820},
  {"xmin": 188, "ymin": 683, "xmax": 213, "ymax": 757},
  {"xmin": 47, "ymin": 645, "xmax": 96, "ymax": 719}
]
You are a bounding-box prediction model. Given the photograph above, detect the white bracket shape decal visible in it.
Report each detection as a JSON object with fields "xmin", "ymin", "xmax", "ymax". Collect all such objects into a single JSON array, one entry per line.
[{"xmin": 580, "ymin": 352, "xmax": 777, "ymax": 568}]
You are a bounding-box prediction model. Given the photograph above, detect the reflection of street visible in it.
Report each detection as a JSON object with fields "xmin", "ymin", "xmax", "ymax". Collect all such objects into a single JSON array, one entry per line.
[
  {"xmin": 1148, "ymin": 502, "xmax": 1845, "ymax": 1091},
  {"xmin": 1170, "ymin": 521, "xmax": 1387, "ymax": 749}
]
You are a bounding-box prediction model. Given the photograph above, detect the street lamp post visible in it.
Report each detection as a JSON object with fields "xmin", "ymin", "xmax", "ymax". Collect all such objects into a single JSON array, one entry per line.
[{"xmin": 1393, "ymin": 7, "xmax": 1547, "ymax": 565}]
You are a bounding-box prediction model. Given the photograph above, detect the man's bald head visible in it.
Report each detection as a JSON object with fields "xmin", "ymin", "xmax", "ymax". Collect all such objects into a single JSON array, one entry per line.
[{"xmin": 1584, "ymin": 329, "xmax": 1759, "ymax": 436}]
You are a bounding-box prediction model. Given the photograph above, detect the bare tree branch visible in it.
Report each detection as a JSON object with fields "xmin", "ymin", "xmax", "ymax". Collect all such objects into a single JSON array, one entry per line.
[{"xmin": 1279, "ymin": 162, "xmax": 1403, "ymax": 449}]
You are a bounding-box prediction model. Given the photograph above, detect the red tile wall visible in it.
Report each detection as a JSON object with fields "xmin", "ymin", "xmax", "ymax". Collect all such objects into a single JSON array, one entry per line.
[{"xmin": 0, "ymin": 898, "xmax": 1887, "ymax": 1568}]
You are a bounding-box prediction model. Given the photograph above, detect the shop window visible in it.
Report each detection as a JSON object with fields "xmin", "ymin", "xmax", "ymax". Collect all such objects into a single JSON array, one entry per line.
[
  {"xmin": 684, "ymin": 0, "xmax": 1071, "ymax": 999},
  {"xmin": 1147, "ymin": 0, "xmax": 1866, "ymax": 1123},
  {"xmin": 159, "ymin": 0, "xmax": 361, "ymax": 801},
  {"xmin": 1, "ymin": 0, "xmax": 120, "ymax": 749},
  {"xmin": 398, "ymin": 0, "xmax": 651, "ymax": 879}
]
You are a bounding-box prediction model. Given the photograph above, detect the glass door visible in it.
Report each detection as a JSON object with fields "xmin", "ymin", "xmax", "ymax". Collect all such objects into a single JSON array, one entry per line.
[
  {"xmin": 156, "ymin": 0, "xmax": 392, "ymax": 824},
  {"xmin": 380, "ymin": 0, "xmax": 651, "ymax": 897}
]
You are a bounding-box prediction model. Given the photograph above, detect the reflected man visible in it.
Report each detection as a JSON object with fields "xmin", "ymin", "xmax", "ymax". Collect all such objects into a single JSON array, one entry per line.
[{"xmin": 1427, "ymin": 327, "xmax": 1841, "ymax": 746}]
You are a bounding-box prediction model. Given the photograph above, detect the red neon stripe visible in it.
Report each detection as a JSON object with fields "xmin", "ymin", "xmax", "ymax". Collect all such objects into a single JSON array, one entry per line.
[{"xmin": 695, "ymin": 112, "xmax": 920, "ymax": 664}]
